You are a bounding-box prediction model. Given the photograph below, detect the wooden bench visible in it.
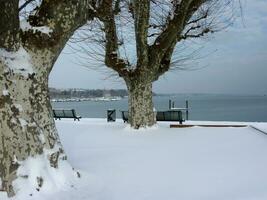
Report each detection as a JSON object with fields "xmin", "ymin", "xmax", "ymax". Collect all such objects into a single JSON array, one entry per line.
[
  {"xmin": 53, "ymin": 109, "xmax": 81, "ymax": 121},
  {"xmin": 157, "ymin": 110, "xmax": 184, "ymax": 124},
  {"xmin": 121, "ymin": 110, "xmax": 184, "ymax": 124}
]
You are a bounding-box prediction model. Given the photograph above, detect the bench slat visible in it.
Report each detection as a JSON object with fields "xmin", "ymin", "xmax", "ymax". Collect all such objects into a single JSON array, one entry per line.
[{"xmin": 53, "ymin": 109, "xmax": 81, "ymax": 121}]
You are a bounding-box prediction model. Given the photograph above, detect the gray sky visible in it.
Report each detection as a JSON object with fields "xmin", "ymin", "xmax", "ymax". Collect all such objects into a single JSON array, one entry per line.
[{"xmin": 49, "ymin": 0, "xmax": 267, "ymax": 95}]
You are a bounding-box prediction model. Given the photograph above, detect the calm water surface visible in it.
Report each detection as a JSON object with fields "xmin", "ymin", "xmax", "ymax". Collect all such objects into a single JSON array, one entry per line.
[{"xmin": 52, "ymin": 94, "xmax": 267, "ymax": 122}]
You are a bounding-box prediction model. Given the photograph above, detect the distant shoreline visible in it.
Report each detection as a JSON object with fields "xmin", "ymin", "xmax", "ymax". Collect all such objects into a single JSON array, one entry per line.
[{"xmin": 51, "ymin": 96, "xmax": 125, "ymax": 102}]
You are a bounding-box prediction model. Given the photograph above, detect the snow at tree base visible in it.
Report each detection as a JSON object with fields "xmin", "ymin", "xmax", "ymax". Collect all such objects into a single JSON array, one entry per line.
[{"xmin": 1, "ymin": 119, "xmax": 267, "ymax": 200}]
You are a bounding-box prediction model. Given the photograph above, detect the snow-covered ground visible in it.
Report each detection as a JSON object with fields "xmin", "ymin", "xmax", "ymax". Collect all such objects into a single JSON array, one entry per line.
[{"xmin": 2, "ymin": 119, "xmax": 267, "ymax": 200}]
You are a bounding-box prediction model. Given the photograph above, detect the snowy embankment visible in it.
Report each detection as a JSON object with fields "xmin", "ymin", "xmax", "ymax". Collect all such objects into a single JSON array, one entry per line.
[{"xmin": 2, "ymin": 119, "xmax": 267, "ymax": 200}]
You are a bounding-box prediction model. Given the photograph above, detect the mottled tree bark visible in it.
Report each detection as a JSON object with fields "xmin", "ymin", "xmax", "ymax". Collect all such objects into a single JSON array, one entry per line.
[
  {"xmin": 0, "ymin": 49, "xmax": 61, "ymax": 196},
  {"xmin": 126, "ymin": 76, "xmax": 155, "ymax": 129},
  {"xmin": 0, "ymin": 0, "xmax": 95, "ymax": 197}
]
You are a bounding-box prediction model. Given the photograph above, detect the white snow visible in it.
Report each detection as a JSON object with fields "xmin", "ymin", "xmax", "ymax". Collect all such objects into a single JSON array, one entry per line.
[
  {"xmin": 11, "ymin": 118, "xmax": 17, "ymax": 124},
  {"xmin": 12, "ymin": 155, "xmax": 18, "ymax": 164},
  {"xmin": 19, "ymin": 118, "xmax": 27, "ymax": 127},
  {"xmin": 1, "ymin": 119, "xmax": 267, "ymax": 200},
  {"xmin": 2, "ymin": 90, "xmax": 9, "ymax": 96},
  {"xmin": 38, "ymin": 133, "xmax": 46, "ymax": 144},
  {"xmin": 20, "ymin": 20, "xmax": 53, "ymax": 35},
  {"xmin": 11, "ymin": 146, "xmax": 79, "ymax": 200},
  {"xmin": 18, "ymin": 118, "xmax": 28, "ymax": 132},
  {"xmin": 14, "ymin": 104, "xmax": 23, "ymax": 112},
  {"xmin": 0, "ymin": 47, "xmax": 34, "ymax": 77}
]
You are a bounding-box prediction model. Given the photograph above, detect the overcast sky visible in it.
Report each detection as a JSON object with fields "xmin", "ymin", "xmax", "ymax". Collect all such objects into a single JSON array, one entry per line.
[{"xmin": 49, "ymin": 0, "xmax": 267, "ymax": 95}]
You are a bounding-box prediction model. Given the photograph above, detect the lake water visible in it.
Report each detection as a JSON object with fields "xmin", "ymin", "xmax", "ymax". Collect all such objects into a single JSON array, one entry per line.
[{"xmin": 52, "ymin": 94, "xmax": 267, "ymax": 122}]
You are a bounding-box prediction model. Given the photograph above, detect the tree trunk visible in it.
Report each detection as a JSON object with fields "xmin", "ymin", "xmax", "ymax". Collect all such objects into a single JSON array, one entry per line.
[
  {"xmin": 0, "ymin": 48, "xmax": 66, "ymax": 197},
  {"xmin": 126, "ymin": 78, "xmax": 156, "ymax": 129},
  {"xmin": 0, "ymin": 0, "xmax": 95, "ymax": 197}
]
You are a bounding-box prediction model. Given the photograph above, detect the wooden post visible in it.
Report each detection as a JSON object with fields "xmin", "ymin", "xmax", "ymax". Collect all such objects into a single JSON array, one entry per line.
[
  {"xmin": 186, "ymin": 100, "xmax": 189, "ymax": 120},
  {"xmin": 172, "ymin": 101, "xmax": 175, "ymax": 108},
  {"xmin": 169, "ymin": 99, "xmax": 171, "ymax": 110}
]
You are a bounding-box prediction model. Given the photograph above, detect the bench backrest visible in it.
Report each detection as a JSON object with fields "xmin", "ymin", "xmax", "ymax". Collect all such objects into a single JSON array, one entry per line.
[
  {"xmin": 157, "ymin": 110, "xmax": 182, "ymax": 121},
  {"xmin": 156, "ymin": 111, "xmax": 165, "ymax": 121},
  {"xmin": 121, "ymin": 110, "xmax": 182, "ymax": 122},
  {"xmin": 53, "ymin": 109, "xmax": 76, "ymax": 118}
]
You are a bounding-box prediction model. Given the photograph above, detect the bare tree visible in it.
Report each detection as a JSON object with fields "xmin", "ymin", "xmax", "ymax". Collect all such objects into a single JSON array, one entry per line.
[
  {"xmin": 75, "ymin": 0, "xmax": 237, "ymax": 129},
  {"xmin": 0, "ymin": 0, "xmax": 95, "ymax": 197}
]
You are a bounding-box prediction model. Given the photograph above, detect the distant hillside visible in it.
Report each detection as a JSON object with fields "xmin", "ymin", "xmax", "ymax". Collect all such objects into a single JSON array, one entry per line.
[{"xmin": 49, "ymin": 88, "xmax": 128, "ymax": 99}]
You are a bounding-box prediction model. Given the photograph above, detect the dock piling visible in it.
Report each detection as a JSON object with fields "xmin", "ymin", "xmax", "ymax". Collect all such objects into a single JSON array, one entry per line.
[{"xmin": 186, "ymin": 100, "xmax": 189, "ymax": 120}]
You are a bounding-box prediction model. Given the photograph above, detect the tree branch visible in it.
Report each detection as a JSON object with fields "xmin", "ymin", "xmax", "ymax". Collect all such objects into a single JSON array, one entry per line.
[
  {"xmin": 133, "ymin": 0, "xmax": 150, "ymax": 67},
  {"xmin": 114, "ymin": 0, "xmax": 121, "ymax": 15},
  {"xmin": 183, "ymin": 25, "xmax": 202, "ymax": 36},
  {"xmin": 154, "ymin": 43, "xmax": 176, "ymax": 81},
  {"xmin": 150, "ymin": 0, "xmax": 193, "ymax": 52},
  {"xmin": 0, "ymin": 0, "xmax": 20, "ymax": 51},
  {"xmin": 181, "ymin": 27, "xmax": 213, "ymax": 39},
  {"xmin": 186, "ymin": 10, "xmax": 209, "ymax": 25},
  {"xmin": 19, "ymin": 0, "xmax": 35, "ymax": 12},
  {"xmin": 98, "ymin": 0, "xmax": 128, "ymax": 77},
  {"xmin": 149, "ymin": 0, "xmax": 207, "ymax": 73},
  {"xmin": 21, "ymin": 0, "xmax": 95, "ymax": 51}
]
